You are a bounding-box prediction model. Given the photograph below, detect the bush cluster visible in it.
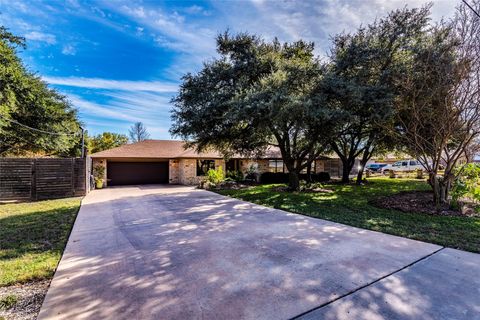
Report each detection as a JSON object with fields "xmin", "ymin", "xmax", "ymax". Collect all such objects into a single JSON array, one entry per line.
[
  {"xmin": 206, "ymin": 167, "xmax": 225, "ymax": 185},
  {"xmin": 260, "ymin": 172, "xmax": 330, "ymax": 184},
  {"xmin": 226, "ymin": 170, "xmax": 244, "ymax": 182}
]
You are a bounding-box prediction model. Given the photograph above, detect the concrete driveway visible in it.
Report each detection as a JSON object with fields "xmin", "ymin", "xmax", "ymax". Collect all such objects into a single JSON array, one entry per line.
[{"xmin": 39, "ymin": 185, "xmax": 480, "ymax": 320}]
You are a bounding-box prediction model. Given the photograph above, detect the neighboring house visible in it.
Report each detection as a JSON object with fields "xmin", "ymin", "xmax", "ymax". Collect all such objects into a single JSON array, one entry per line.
[{"xmin": 90, "ymin": 140, "xmax": 344, "ymax": 186}]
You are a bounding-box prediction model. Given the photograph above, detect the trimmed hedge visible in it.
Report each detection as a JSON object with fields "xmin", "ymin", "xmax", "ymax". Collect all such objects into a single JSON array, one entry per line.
[
  {"xmin": 260, "ymin": 172, "xmax": 331, "ymax": 184},
  {"xmin": 260, "ymin": 172, "xmax": 288, "ymax": 184}
]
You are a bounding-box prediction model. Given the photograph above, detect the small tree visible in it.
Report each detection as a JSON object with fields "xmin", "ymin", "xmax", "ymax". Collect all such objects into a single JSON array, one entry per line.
[
  {"xmin": 393, "ymin": 6, "xmax": 480, "ymax": 209},
  {"xmin": 93, "ymin": 163, "xmax": 105, "ymax": 188},
  {"xmin": 129, "ymin": 122, "xmax": 150, "ymax": 142}
]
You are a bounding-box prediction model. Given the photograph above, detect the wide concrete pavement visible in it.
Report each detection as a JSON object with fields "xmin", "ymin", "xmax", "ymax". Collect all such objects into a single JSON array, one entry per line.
[{"xmin": 38, "ymin": 185, "xmax": 480, "ymax": 319}]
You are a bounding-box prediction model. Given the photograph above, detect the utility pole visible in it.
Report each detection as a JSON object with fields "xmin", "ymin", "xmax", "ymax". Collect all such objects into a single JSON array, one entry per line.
[{"xmin": 80, "ymin": 126, "xmax": 85, "ymax": 158}]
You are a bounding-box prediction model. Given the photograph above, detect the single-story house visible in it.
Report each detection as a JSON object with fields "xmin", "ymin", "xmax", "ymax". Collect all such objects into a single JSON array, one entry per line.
[{"xmin": 90, "ymin": 140, "xmax": 345, "ymax": 186}]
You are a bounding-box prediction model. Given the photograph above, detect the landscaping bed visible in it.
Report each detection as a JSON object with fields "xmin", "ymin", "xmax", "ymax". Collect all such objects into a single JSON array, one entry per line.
[
  {"xmin": 0, "ymin": 198, "xmax": 81, "ymax": 320},
  {"xmin": 216, "ymin": 178, "xmax": 480, "ymax": 253},
  {"xmin": 371, "ymin": 190, "xmax": 479, "ymax": 217},
  {"xmin": 0, "ymin": 280, "xmax": 49, "ymax": 320}
]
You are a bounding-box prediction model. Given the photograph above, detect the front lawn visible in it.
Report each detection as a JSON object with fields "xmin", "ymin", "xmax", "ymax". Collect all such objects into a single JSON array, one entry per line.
[
  {"xmin": 0, "ymin": 198, "xmax": 81, "ymax": 287},
  {"xmin": 217, "ymin": 178, "xmax": 480, "ymax": 253}
]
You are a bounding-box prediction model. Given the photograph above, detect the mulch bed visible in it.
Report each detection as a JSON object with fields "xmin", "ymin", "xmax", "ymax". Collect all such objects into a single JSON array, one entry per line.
[
  {"xmin": 371, "ymin": 190, "xmax": 478, "ymax": 217},
  {"xmin": 213, "ymin": 181, "xmax": 255, "ymax": 190},
  {"xmin": 0, "ymin": 280, "xmax": 50, "ymax": 320}
]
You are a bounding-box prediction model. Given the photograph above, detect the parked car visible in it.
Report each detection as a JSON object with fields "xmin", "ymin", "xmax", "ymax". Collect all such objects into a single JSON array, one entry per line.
[
  {"xmin": 365, "ymin": 163, "xmax": 388, "ymax": 172},
  {"xmin": 381, "ymin": 160, "xmax": 425, "ymax": 174}
]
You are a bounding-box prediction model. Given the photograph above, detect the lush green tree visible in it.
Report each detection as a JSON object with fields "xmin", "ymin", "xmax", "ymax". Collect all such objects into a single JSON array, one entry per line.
[
  {"xmin": 129, "ymin": 122, "xmax": 150, "ymax": 142},
  {"xmin": 0, "ymin": 26, "xmax": 81, "ymax": 156},
  {"xmin": 171, "ymin": 33, "xmax": 335, "ymax": 190},
  {"xmin": 321, "ymin": 6, "xmax": 431, "ymax": 183},
  {"xmin": 88, "ymin": 132, "xmax": 128, "ymax": 154}
]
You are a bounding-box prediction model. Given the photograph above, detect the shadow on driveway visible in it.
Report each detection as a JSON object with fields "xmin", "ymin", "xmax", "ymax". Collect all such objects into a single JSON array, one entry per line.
[{"xmin": 37, "ymin": 185, "xmax": 478, "ymax": 319}]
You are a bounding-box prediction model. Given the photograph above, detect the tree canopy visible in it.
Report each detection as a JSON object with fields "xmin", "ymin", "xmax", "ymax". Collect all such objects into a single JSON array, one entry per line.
[
  {"xmin": 320, "ymin": 6, "xmax": 431, "ymax": 182},
  {"xmin": 391, "ymin": 1, "xmax": 480, "ymax": 208},
  {"xmin": 170, "ymin": 2, "xmax": 480, "ymax": 203},
  {"xmin": 171, "ymin": 33, "xmax": 335, "ymax": 190},
  {"xmin": 0, "ymin": 26, "xmax": 81, "ymax": 157},
  {"xmin": 88, "ymin": 132, "xmax": 128, "ymax": 154}
]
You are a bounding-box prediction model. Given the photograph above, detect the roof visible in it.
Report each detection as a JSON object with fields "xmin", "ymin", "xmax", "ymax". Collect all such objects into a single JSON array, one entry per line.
[
  {"xmin": 90, "ymin": 140, "xmax": 223, "ymax": 159},
  {"xmin": 90, "ymin": 139, "xmax": 333, "ymax": 160}
]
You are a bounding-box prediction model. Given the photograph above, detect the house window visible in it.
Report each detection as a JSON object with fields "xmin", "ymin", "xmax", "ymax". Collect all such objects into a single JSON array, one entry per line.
[
  {"xmin": 197, "ymin": 160, "xmax": 215, "ymax": 176},
  {"xmin": 269, "ymin": 160, "xmax": 284, "ymax": 173}
]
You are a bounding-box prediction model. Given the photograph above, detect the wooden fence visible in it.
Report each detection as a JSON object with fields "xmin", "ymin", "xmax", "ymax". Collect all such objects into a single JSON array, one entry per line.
[{"xmin": 0, "ymin": 158, "xmax": 90, "ymax": 201}]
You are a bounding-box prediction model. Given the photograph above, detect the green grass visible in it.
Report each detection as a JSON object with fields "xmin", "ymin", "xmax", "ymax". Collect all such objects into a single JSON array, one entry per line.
[
  {"xmin": 0, "ymin": 198, "xmax": 81, "ymax": 287},
  {"xmin": 217, "ymin": 178, "xmax": 480, "ymax": 253},
  {"xmin": 0, "ymin": 295, "xmax": 17, "ymax": 310}
]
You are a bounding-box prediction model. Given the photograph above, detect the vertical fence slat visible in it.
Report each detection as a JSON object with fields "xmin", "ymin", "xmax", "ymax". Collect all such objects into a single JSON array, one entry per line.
[
  {"xmin": 0, "ymin": 158, "xmax": 88, "ymax": 201},
  {"xmin": 32, "ymin": 159, "xmax": 37, "ymax": 201}
]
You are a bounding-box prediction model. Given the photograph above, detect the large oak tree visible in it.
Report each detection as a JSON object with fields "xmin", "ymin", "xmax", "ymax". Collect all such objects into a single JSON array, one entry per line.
[
  {"xmin": 171, "ymin": 33, "xmax": 335, "ymax": 190},
  {"xmin": 321, "ymin": 6, "xmax": 431, "ymax": 183}
]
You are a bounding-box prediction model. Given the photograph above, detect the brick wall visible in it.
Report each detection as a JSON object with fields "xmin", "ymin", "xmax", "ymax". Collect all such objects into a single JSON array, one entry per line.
[
  {"xmin": 239, "ymin": 159, "xmax": 269, "ymax": 174},
  {"xmin": 177, "ymin": 159, "xmax": 225, "ymax": 185},
  {"xmin": 169, "ymin": 159, "xmax": 179, "ymax": 184}
]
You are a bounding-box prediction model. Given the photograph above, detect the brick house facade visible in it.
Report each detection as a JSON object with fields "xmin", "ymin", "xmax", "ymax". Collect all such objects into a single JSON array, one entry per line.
[{"xmin": 91, "ymin": 140, "xmax": 345, "ymax": 187}]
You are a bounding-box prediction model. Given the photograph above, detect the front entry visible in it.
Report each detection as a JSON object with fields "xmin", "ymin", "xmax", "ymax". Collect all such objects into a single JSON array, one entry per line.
[{"xmin": 226, "ymin": 159, "xmax": 240, "ymax": 172}]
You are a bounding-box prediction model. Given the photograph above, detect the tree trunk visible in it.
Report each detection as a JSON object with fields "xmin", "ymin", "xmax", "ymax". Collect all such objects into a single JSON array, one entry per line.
[
  {"xmin": 306, "ymin": 162, "xmax": 312, "ymax": 183},
  {"xmin": 429, "ymin": 173, "xmax": 441, "ymax": 211},
  {"xmin": 288, "ymin": 171, "xmax": 300, "ymax": 191},
  {"xmin": 356, "ymin": 153, "xmax": 371, "ymax": 185},
  {"xmin": 341, "ymin": 159, "xmax": 355, "ymax": 183},
  {"xmin": 356, "ymin": 165, "xmax": 365, "ymax": 184},
  {"xmin": 429, "ymin": 173, "xmax": 450, "ymax": 212}
]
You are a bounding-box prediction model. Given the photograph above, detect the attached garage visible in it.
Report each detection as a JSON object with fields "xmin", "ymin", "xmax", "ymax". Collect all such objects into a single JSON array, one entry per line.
[
  {"xmin": 107, "ymin": 161, "xmax": 169, "ymax": 186},
  {"xmin": 90, "ymin": 141, "xmax": 226, "ymax": 187}
]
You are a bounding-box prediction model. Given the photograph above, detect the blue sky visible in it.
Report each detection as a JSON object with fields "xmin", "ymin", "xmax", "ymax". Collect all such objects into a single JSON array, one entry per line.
[{"xmin": 0, "ymin": 0, "xmax": 456, "ymax": 139}]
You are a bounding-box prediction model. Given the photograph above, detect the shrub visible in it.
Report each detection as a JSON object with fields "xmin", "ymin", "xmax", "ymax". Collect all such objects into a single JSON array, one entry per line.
[
  {"xmin": 93, "ymin": 164, "xmax": 105, "ymax": 183},
  {"xmin": 260, "ymin": 172, "xmax": 289, "ymax": 184},
  {"xmin": 206, "ymin": 166, "xmax": 225, "ymax": 185},
  {"xmin": 226, "ymin": 170, "xmax": 244, "ymax": 182},
  {"xmin": 260, "ymin": 172, "xmax": 331, "ymax": 184},
  {"xmin": 314, "ymin": 172, "xmax": 330, "ymax": 182},
  {"xmin": 0, "ymin": 295, "xmax": 17, "ymax": 310},
  {"xmin": 299, "ymin": 172, "xmax": 331, "ymax": 182},
  {"xmin": 451, "ymin": 163, "xmax": 480, "ymax": 206},
  {"xmin": 245, "ymin": 164, "xmax": 259, "ymax": 181}
]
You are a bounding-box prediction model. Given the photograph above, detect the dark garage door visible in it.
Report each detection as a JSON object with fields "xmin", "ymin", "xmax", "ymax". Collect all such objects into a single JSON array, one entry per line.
[{"xmin": 107, "ymin": 162, "xmax": 169, "ymax": 186}]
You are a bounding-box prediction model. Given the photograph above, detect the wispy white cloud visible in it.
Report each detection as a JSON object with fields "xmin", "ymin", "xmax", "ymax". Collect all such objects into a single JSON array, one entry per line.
[
  {"xmin": 110, "ymin": 3, "xmax": 217, "ymax": 56},
  {"xmin": 184, "ymin": 5, "xmax": 211, "ymax": 16},
  {"xmin": 43, "ymin": 76, "xmax": 178, "ymax": 93},
  {"xmin": 68, "ymin": 91, "xmax": 172, "ymax": 137},
  {"xmin": 218, "ymin": 0, "xmax": 457, "ymax": 57},
  {"xmin": 24, "ymin": 31, "xmax": 57, "ymax": 45},
  {"xmin": 11, "ymin": 0, "xmax": 458, "ymax": 139},
  {"xmin": 61, "ymin": 44, "xmax": 77, "ymax": 55}
]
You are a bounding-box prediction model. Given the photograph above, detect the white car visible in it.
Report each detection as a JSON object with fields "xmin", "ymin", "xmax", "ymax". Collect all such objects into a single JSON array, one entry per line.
[{"xmin": 381, "ymin": 160, "xmax": 425, "ymax": 174}]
